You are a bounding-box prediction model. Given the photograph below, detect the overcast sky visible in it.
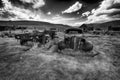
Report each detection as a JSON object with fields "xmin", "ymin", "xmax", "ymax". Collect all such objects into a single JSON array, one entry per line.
[{"xmin": 0, "ymin": 0, "xmax": 120, "ymax": 26}]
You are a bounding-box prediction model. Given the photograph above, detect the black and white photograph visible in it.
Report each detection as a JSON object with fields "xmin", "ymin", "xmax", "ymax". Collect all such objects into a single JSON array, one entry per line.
[{"xmin": 0, "ymin": 0, "xmax": 120, "ymax": 80}]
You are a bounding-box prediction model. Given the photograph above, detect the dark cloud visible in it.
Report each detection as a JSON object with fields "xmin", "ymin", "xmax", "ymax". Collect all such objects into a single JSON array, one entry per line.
[
  {"xmin": 108, "ymin": 3, "xmax": 120, "ymax": 9},
  {"xmin": 0, "ymin": 0, "xmax": 4, "ymax": 8},
  {"xmin": 0, "ymin": 11, "xmax": 15, "ymax": 18},
  {"xmin": 49, "ymin": 0, "xmax": 103, "ymax": 4},
  {"xmin": 9, "ymin": 0, "xmax": 33, "ymax": 9},
  {"xmin": 48, "ymin": 0, "xmax": 73, "ymax": 2},
  {"xmin": 43, "ymin": 0, "xmax": 75, "ymax": 14},
  {"xmin": 80, "ymin": 0, "xmax": 103, "ymax": 4},
  {"xmin": 108, "ymin": 10, "xmax": 120, "ymax": 16}
]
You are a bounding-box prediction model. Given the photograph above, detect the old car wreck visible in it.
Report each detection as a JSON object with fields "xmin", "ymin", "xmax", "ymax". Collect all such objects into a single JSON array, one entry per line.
[
  {"xmin": 0, "ymin": 27, "xmax": 96, "ymax": 57},
  {"xmin": 15, "ymin": 28, "xmax": 93, "ymax": 54}
]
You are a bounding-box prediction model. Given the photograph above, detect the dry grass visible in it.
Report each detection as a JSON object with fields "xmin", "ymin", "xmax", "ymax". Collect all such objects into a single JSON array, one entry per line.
[{"xmin": 0, "ymin": 35, "xmax": 120, "ymax": 80}]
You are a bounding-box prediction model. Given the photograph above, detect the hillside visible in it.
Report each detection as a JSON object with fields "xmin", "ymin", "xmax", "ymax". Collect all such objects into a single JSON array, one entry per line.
[
  {"xmin": 0, "ymin": 20, "xmax": 71, "ymax": 31},
  {"xmin": 87, "ymin": 20, "xmax": 120, "ymax": 28}
]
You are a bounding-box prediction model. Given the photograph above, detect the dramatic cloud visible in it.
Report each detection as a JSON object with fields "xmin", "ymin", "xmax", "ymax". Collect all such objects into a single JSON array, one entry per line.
[
  {"xmin": 0, "ymin": 0, "xmax": 78, "ymax": 26},
  {"xmin": 2, "ymin": 0, "xmax": 120, "ymax": 26},
  {"xmin": 82, "ymin": 11, "xmax": 91, "ymax": 17},
  {"xmin": 20, "ymin": 0, "xmax": 45, "ymax": 9},
  {"xmin": 81, "ymin": 9, "xmax": 96, "ymax": 17},
  {"xmin": 2, "ymin": 0, "xmax": 12, "ymax": 9},
  {"xmin": 43, "ymin": 15, "xmax": 78, "ymax": 26},
  {"xmin": 73, "ymin": 0, "xmax": 120, "ymax": 26},
  {"xmin": 0, "ymin": 0, "xmax": 45, "ymax": 21},
  {"xmin": 85, "ymin": 0, "xmax": 120, "ymax": 24},
  {"xmin": 62, "ymin": 1, "xmax": 82, "ymax": 14}
]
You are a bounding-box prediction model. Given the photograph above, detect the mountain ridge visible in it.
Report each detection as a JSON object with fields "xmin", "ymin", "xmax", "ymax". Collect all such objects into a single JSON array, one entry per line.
[{"xmin": 0, "ymin": 20, "xmax": 72, "ymax": 31}]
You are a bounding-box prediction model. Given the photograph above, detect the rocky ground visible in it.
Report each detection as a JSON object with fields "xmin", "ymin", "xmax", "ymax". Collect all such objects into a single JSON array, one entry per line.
[{"xmin": 0, "ymin": 35, "xmax": 120, "ymax": 80}]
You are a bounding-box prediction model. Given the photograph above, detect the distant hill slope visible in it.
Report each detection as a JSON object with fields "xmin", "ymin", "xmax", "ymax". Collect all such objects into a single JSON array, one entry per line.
[
  {"xmin": 0, "ymin": 20, "xmax": 71, "ymax": 31},
  {"xmin": 86, "ymin": 20, "xmax": 120, "ymax": 28}
]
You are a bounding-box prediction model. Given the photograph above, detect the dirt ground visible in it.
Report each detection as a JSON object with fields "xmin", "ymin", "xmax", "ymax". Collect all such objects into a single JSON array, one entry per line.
[{"xmin": 0, "ymin": 35, "xmax": 120, "ymax": 80}]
